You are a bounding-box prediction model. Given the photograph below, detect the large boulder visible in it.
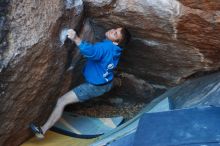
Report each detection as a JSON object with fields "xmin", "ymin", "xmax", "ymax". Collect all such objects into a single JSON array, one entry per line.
[
  {"xmin": 83, "ymin": 0, "xmax": 220, "ymax": 85},
  {"xmin": 1, "ymin": 0, "xmax": 220, "ymax": 145},
  {"xmin": 0, "ymin": 0, "xmax": 85, "ymax": 145}
]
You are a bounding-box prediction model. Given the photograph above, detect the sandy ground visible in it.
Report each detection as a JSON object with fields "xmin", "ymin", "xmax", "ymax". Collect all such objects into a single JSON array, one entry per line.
[{"xmin": 66, "ymin": 96, "xmax": 146, "ymax": 121}]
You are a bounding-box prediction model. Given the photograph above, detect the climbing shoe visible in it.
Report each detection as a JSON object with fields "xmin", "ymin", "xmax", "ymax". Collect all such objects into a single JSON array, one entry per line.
[{"xmin": 29, "ymin": 123, "xmax": 44, "ymax": 139}]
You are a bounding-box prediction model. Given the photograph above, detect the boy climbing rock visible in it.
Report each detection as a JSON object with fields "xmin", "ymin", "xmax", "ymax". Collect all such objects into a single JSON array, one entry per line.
[{"xmin": 30, "ymin": 27, "xmax": 130, "ymax": 138}]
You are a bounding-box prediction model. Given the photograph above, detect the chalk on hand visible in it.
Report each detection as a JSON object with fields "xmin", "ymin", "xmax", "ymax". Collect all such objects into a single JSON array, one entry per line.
[{"xmin": 59, "ymin": 28, "xmax": 69, "ymax": 47}]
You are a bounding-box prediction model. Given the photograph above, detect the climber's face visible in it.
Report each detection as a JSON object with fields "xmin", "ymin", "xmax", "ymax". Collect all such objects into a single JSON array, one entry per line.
[{"xmin": 105, "ymin": 28, "xmax": 123, "ymax": 45}]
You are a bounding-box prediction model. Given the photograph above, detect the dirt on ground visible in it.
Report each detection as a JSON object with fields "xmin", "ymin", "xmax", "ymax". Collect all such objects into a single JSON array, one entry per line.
[{"xmin": 66, "ymin": 96, "xmax": 146, "ymax": 121}]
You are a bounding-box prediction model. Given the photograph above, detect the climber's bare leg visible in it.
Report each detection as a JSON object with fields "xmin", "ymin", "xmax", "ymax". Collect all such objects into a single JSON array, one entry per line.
[{"xmin": 41, "ymin": 91, "xmax": 79, "ymax": 134}]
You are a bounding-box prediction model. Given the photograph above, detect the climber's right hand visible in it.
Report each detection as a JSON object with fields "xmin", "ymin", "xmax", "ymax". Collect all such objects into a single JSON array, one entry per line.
[{"xmin": 67, "ymin": 29, "xmax": 76, "ymax": 41}]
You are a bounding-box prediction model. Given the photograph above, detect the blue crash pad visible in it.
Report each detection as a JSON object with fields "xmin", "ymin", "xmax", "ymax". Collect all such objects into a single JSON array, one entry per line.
[
  {"xmin": 134, "ymin": 106, "xmax": 220, "ymax": 146},
  {"xmin": 107, "ymin": 131, "xmax": 135, "ymax": 146},
  {"xmin": 91, "ymin": 97, "xmax": 170, "ymax": 146},
  {"xmin": 51, "ymin": 112, "xmax": 123, "ymax": 138},
  {"xmin": 168, "ymin": 72, "xmax": 220, "ymax": 109}
]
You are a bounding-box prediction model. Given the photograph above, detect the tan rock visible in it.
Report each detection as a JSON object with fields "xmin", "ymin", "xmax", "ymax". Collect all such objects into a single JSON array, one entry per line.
[
  {"xmin": 0, "ymin": 0, "xmax": 85, "ymax": 145},
  {"xmin": 84, "ymin": 0, "xmax": 220, "ymax": 85}
]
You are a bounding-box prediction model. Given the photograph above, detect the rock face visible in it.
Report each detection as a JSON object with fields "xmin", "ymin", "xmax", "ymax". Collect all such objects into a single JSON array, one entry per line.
[
  {"xmin": 84, "ymin": 0, "xmax": 220, "ymax": 85},
  {"xmin": 0, "ymin": 0, "xmax": 85, "ymax": 145},
  {"xmin": 1, "ymin": 0, "xmax": 220, "ymax": 146},
  {"xmin": 0, "ymin": 0, "xmax": 9, "ymax": 68}
]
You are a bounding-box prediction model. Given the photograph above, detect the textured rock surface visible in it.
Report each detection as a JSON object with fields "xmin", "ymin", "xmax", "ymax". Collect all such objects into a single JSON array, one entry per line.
[
  {"xmin": 1, "ymin": 0, "xmax": 220, "ymax": 145},
  {"xmin": 84, "ymin": 0, "xmax": 220, "ymax": 85},
  {"xmin": 0, "ymin": 0, "xmax": 85, "ymax": 145},
  {"xmin": 0, "ymin": 0, "xmax": 9, "ymax": 69}
]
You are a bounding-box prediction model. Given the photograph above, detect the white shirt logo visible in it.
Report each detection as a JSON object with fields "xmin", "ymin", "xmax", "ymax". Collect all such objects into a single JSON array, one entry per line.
[{"xmin": 103, "ymin": 63, "xmax": 114, "ymax": 81}]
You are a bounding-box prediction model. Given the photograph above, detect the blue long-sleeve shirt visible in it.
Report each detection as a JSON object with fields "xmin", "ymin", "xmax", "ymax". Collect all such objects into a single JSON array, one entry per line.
[{"xmin": 78, "ymin": 39, "xmax": 122, "ymax": 85}]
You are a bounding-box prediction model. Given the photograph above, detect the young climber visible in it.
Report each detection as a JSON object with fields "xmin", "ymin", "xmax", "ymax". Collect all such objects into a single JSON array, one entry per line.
[{"xmin": 30, "ymin": 27, "xmax": 131, "ymax": 138}]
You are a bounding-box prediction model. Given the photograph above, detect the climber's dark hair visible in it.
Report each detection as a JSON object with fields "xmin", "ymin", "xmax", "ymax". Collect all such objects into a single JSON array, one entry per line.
[{"xmin": 119, "ymin": 27, "xmax": 131, "ymax": 47}]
